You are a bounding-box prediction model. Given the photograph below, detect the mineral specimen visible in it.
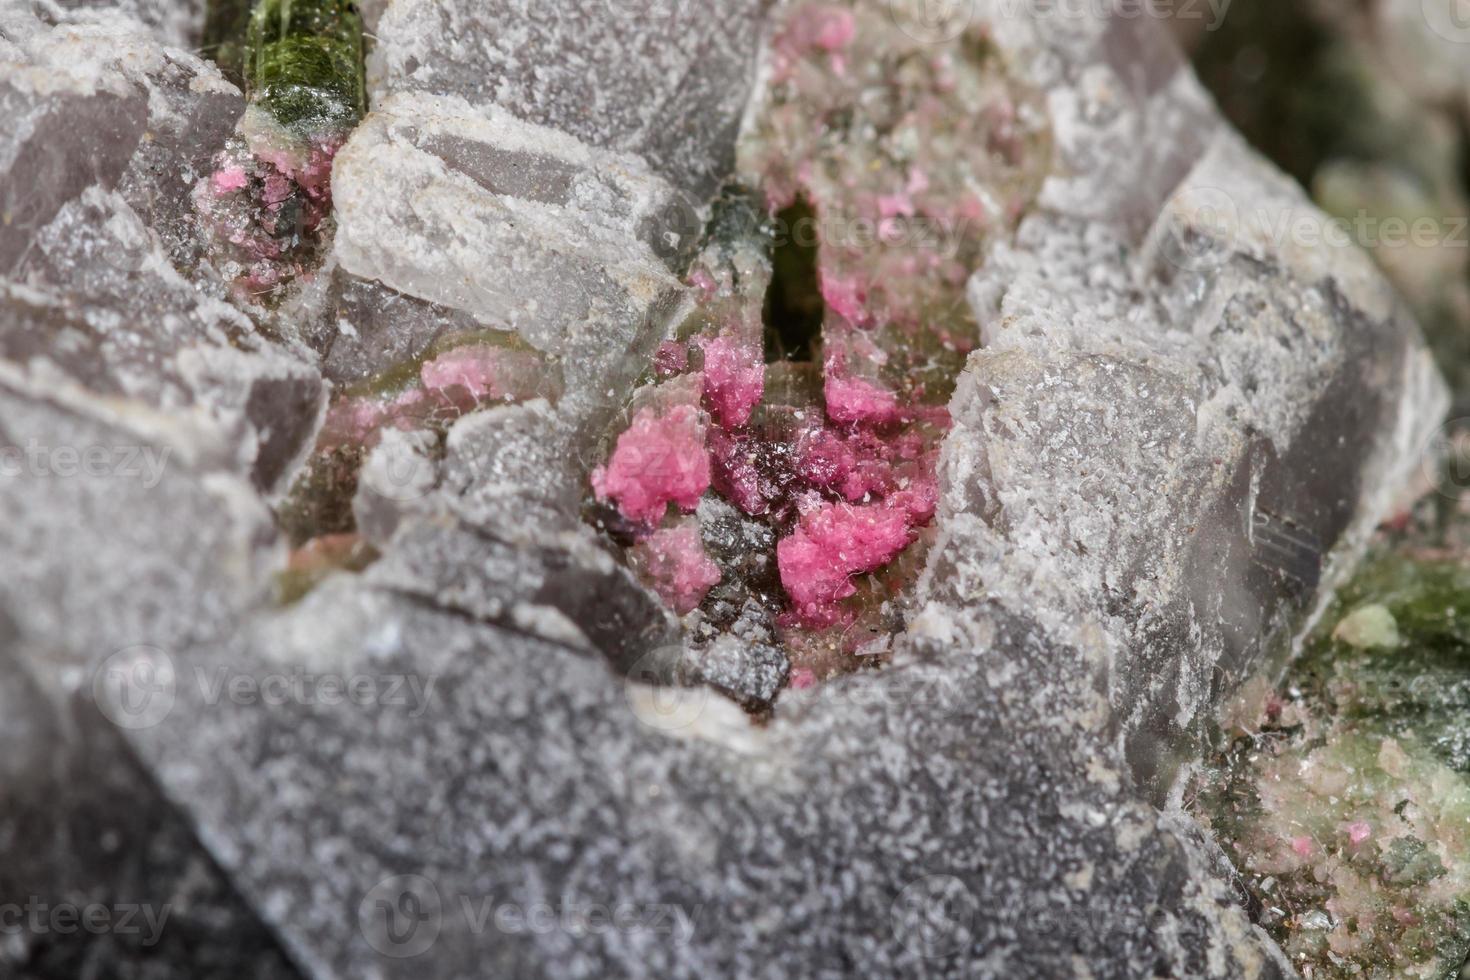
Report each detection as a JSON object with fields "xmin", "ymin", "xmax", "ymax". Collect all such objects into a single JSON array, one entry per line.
[
  {"xmin": 0, "ymin": 0, "xmax": 1457, "ymax": 978},
  {"xmin": 585, "ymin": 2, "xmax": 1049, "ymax": 679}
]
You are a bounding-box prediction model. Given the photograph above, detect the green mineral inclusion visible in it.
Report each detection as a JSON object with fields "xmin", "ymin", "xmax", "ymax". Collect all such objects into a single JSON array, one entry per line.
[
  {"xmin": 1198, "ymin": 556, "xmax": 1470, "ymax": 978},
  {"xmin": 242, "ymin": 0, "xmax": 366, "ymax": 137}
]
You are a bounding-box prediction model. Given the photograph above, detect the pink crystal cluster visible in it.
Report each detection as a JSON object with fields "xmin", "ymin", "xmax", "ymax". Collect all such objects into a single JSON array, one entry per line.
[
  {"xmin": 631, "ymin": 523, "xmax": 723, "ymax": 616},
  {"xmin": 590, "ymin": 0, "xmax": 1046, "ymax": 679},
  {"xmin": 193, "ymin": 130, "xmax": 344, "ymax": 296},
  {"xmin": 592, "ymin": 257, "xmax": 945, "ymax": 630},
  {"xmin": 280, "ymin": 337, "xmax": 551, "ymax": 588}
]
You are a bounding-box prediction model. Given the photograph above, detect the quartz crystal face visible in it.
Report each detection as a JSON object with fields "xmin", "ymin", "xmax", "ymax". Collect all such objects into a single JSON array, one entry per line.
[{"xmin": 586, "ymin": 1, "xmax": 1049, "ymax": 688}]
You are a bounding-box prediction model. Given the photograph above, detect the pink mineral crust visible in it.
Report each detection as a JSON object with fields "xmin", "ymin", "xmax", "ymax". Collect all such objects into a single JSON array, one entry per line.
[
  {"xmin": 196, "ymin": 132, "xmax": 347, "ymax": 296},
  {"xmin": 211, "ymin": 165, "xmax": 249, "ymax": 193},
  {"xmin": 824, "ymin": 374, "xmax": 901, "ymax": 426},
  {"xmin": 420, "ymin": 345, "xmax": 512, "ymax": 401},
  {"xmin": 688, "ymin": 267, "xmax": 718, "ymax": 296},
  {"xmin": 708, "ymin": 428, "xmax": 771, "ymax": 516},
  {"xmin": 886, "ymin": 480, "xmax": 939, "ymax": 525},
  {"xmin": 789, "ymin": 668, "xmax": 817, "ymax": 689},
  {"xmin": 773, "ymin": 4, "xmax": 856, "ymax": 80},
  {"xmin": 319, "ymin": 387, "xmax": 430, "ymax": 450},
  {"xmin": 796, "ymin": 425, "xmax": 931, "ymax": 502},
  {"xmin": 592, "ymin": 404, "xmax": 711, "ymax": 525},
  {"xmin": 819, "ymin": 270, "xmax": 869, "ymax": 326},
  {"xmin": 698, "ymin": 334, "xmax": 765, "ymax": 428},
  {"xmin": 1345, "ymin": 821, "xmax": 1372, "ymax": 846},
  {"xmin": 777, "ymin": 499, "xmax": 914, "ymax": 626},
  {"xmin": 580, "ymin": 1, "xmax": 1050, "ymax": 682},
  {"xmin": 1290, "ymin": 836, "xmax": 1315, "ymax": 858},
  {"xmin": 632, "ymin": 524, "xmax": 723, "ymax": 616}
]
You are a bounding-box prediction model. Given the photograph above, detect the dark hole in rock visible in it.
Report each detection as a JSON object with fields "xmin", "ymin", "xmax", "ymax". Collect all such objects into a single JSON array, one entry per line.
[{"xmin": 762, "ymin": 196, "xmax": 823, "ymax": 363}]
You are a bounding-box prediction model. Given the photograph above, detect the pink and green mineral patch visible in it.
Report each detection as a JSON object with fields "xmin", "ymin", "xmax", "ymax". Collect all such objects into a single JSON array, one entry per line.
[
  {"xmin": 587, "ymin": 0, "xmax": 1048, "ymax": 688},
  {"xmin": 1195, "ymin": 557, "xmax": 1470, "ymax": 978},
  {"xmin": 278, "ymin": 331, "xmax": 555, "ymax": 567},
  {"xmin": 195, "ymin": 0, "xmax": 365, "ymax": 298}
]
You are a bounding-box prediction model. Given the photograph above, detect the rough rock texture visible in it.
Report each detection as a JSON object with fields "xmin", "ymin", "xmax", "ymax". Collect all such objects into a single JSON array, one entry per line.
[
  {"xmin": 0, "ymin": 631, "xmax": 301, "ymax": 980},
  {"xmin": 51, "ymin": 0, "xmax": 206, "ymax": 51},
  {"xmin": 1, "ymin": 5, "xmax": 325, "ymax": 494},
  {"xmin": 369, "ymin": 0, "xmax": 768, "ymax": 199},
  {"xmin": 0, "ymin": 13, "xmax": 320, "ymax": 972},
  {"xmin": 1197, "ymin": 554, "xmax": 1470, "ymax": 977},
  {"xmin": 0, "ymin": 2, "xmax": 1452, "ymax": 979},
  {"xmin": 0, "ymin": 369, "xmax": 284, "ymax": 673},
  {"xmin": 331, "ymin": 90, "xmax": 691, "ymax": 433},
  {"xmin": 115, "ymin": 584, "xmax": 1291, "ymax": 979},
  {"xmin": 1, "ymin": 3, "xmax": 241, "ymax": 270},
  {"xmin": 948, "ymin": 10, "xmax": 1445, "ymax": 795}
]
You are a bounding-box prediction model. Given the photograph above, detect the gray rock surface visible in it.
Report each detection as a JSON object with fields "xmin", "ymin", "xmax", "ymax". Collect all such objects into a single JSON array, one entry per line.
[
  {"xmin": 0, "ymin": 369, "xmax": 281, "ymax": 672},
  {"xmin": 0, "ymin": 1, "xmax": 1451, "ymax": 979},
  {"xmin": 369, "ymin": 0, "xmax": 768, "ymax": 199},
  {"xmin": 0, "ymin": 630, "xmax": 301, "ymax": 980},
  {"xmin": 1, "ymin": 3, "xmax": 240, "ymax": 271},
  {"xmin": 331, "ymin": 91, "xmax": 692, "ymax": 434},
  {"xmin": 949, "ymin": 13, "xmax": 1445, "ymax": 795},
  {"xmin": 1, "ymin": 6, "xmax": 324, "ymax": 495},
  {"xmin": 111, "ymin": 583, "xmax": 1291, "ymax": 979}
]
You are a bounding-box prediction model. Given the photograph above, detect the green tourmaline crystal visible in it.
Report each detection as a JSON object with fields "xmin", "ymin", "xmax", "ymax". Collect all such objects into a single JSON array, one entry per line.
[{"xmin": 243, "ymin": 0, "xmax": 366, "ymax": 136}]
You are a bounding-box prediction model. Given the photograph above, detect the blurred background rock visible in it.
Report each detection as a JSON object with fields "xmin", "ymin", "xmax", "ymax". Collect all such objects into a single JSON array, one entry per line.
[{"xmin": 1177, "ymin": 0, "xmax": 1470, "ymax": 407}]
